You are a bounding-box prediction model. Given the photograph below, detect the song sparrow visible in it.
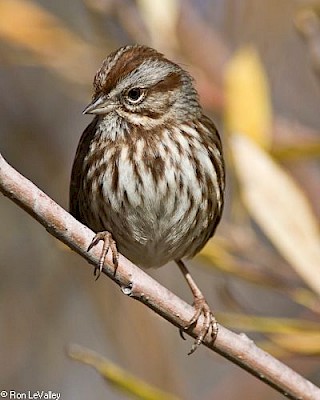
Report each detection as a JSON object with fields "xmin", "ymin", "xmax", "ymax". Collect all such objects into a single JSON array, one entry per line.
[{"xmin": 70, "ymin": 45, "xmax": 225, "ymax": 354}]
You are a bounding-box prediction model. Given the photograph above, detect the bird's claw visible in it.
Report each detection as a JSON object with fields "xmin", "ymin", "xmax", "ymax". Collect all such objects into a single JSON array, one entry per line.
[
  {"xmin": 87, "ymin": 231, "xmax": 119, "ymax": 279},
  {"xmin": 185, "ymin": 296, "xmax": 218, "ymax": 355}
]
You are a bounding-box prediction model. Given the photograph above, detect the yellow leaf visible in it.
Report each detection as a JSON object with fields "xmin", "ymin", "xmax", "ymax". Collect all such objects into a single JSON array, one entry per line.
[
  {"xmin": 199, "ymin": 240, "xmax": 281, "ymax": 286},
  {"xmin": 218, "ymin": 312, "xmax": 320, "ymax": 334},
  {"xmin": 225, "ymin": 47, "xmax": 272, "ymax": 148},
  {"xmin": 272, "ymin": 142, "xmax": 320, "ymax": 161},
  {"xmin": 271, "ymin": 332, "xmax": 320, "ymax": 355},
  {"xmin": 231, "ymin": 134, "xmax": 320, "ymax": 295},
  {"xmin": 0, "ymin": 0, "xmax": 95, "ymax": 84},
  {"xmin": 68, "ymin": 344, "xmax": 180, "ymax": 400}
]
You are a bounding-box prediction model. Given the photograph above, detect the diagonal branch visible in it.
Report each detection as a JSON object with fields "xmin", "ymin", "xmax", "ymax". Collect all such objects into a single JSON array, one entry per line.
[{"xmin": 0, "ymin": 152, "xmax": 319, "ymax": 400}]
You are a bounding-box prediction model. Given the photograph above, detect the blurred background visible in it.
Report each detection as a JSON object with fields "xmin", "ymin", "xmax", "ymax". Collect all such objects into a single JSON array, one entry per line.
[{"xmin": 0, "ymin": 0, "xmax": 320, "ymax": 399}]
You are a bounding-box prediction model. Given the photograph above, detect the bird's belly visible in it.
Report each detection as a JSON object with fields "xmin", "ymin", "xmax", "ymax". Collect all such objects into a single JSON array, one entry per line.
[
  {"xmin": 85, "ymin": 140, "xmax": 219, "ymax": 268},
  {"xmin": 107, "ymin": 207, "xmax": 197, "ymax": 268},
  {"xmin": 93, "ymin": 182, "xmax": 214, "ymax": 268}
]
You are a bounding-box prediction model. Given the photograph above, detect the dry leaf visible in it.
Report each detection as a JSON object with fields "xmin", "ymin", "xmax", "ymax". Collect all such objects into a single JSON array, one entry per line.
[
  {"xmin": 271, "ymin": 332, "xmax": 320, "ymax": 355},
  {"xmin": 231, "ymin": 134, "xmax": 320, "ymax": 295},
  {"xmin": 219, "ymin": 312, "xmax": 320, "ymax": 334},
  {"xmin": 68, "ymin": 344, "xmax": 180, "ymax": 400},
  {"xmin": 0, "ymin": 0, "xmax": 95, "ymax": 84},
  {"xmin": 137, "ymin": 0, "xmax": 179, "ymax": 51}
]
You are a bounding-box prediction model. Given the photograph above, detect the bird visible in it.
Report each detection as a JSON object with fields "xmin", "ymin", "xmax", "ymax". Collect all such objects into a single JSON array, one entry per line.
[{"xmin": 70, "ymin": 44, "xmax": 225, "ymax": 354}]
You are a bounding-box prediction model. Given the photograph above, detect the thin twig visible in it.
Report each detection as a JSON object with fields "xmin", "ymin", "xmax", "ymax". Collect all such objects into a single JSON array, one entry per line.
[{"xmin": 0, "ymin": 152, "xmax": 319, "ymax": 400}]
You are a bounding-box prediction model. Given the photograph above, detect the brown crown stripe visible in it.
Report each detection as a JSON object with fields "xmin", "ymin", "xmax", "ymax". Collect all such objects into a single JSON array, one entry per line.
[{"xmin": 97, "ymin": 46, "xmax": 169, "ymax": 94}]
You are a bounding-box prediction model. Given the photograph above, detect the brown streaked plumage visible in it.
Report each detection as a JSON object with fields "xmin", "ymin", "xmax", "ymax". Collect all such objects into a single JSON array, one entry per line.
[{"xmin": 70, "ymin": 44, "xmax": 225, "ymax": 354}]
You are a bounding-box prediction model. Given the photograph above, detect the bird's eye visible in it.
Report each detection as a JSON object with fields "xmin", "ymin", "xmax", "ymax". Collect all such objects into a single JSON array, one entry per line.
[{"xmin": 126, "ymin": 87, "xmax": 144, "ymax": 103}]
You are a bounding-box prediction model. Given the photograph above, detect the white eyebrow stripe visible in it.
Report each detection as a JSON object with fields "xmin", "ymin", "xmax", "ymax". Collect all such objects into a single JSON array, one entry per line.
[{"xmin": 109, "ymin": 59, "xmax": 179, "ymax": 97}]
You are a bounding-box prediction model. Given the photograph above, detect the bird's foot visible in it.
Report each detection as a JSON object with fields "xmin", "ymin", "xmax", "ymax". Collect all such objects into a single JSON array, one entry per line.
[
  {"xmin": 87, "ymin": 231, "xmax": 119, "ymax": 279},
  {"xmin": 184, "ymin": 294, "xmax": 218, "ymax": 355},
  {"xmin": 176, "ymin": 259, "xmax": 218, "ymax": 354}
]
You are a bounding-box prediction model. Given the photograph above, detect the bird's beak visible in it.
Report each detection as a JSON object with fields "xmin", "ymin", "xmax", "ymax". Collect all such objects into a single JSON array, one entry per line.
[{"xmin": 83, "ymin": 95, "xmax": 117, "ymax": 115}]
